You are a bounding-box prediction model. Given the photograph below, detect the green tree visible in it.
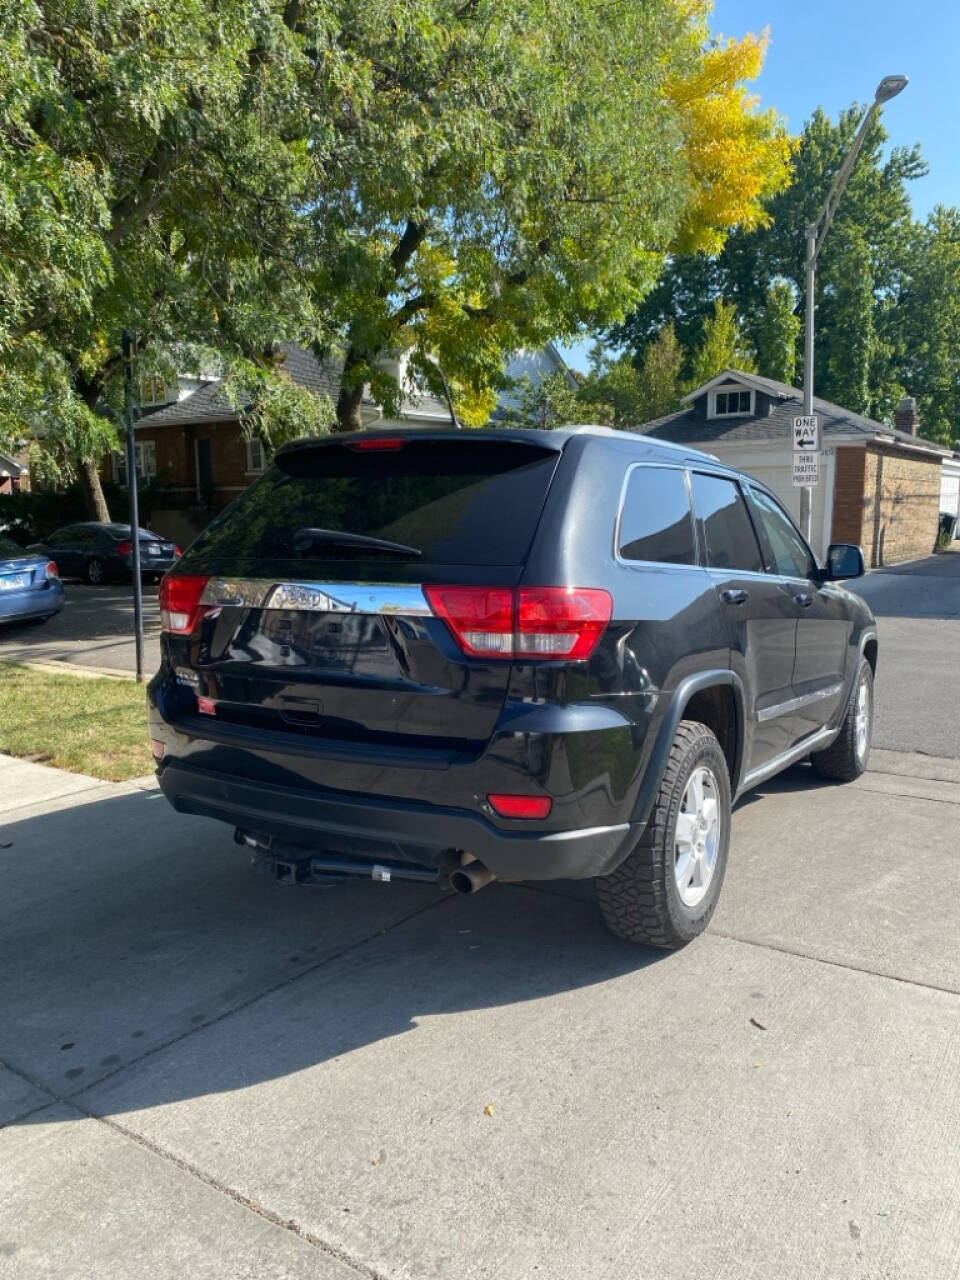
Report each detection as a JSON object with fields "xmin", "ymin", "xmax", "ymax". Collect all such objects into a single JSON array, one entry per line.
[
  {"xmin": 313, "ymin": 2, "xmax": 790, "ymax": 431},
  {"xmin": 686, "ymin": 299, "xmax": 755, "ymax": 389},
  {"xmin": 0, "ymin": 1, "xmax": 326, "ymax": 515},
  {"xmin": 499, "ymin": 372, "xmax": 605, "ymax": 431},
  {"xmin": 615, "ymin": 103, "xmax": 928, "ymax": 419},
  {"xmin": 892, "ymin": 206, "xmax": 960, "ymax": 446},
  {"xmin": 751, "ymin": 281, "xmax": 801, "ymax": 385}
]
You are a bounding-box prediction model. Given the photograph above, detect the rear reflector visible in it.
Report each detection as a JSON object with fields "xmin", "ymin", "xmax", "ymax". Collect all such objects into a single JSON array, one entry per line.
[
  {"xmin": 159, "ymin": 574, "xmax": 210, "ymax": 634},
  {"xmin": 488, "ymin": 794, "xmax": 553, "ymax": 819},
  {"xmin": 151, "ymin": 739, "xmax": 165, "ymax": 760},
  {"xmin": 348, "ymin": 437, "xmax": 406, "ymax": 451},
  {"xmin": 425, "ymin": 585, "xmax": 611, "ymax": 660},
  {"xmin": 46, "ymin": 561, "xmax": 59, "ymax": 579},
  {"xmin": 197, "ymin": 696, "xmax": 216, "ymax": 715}
]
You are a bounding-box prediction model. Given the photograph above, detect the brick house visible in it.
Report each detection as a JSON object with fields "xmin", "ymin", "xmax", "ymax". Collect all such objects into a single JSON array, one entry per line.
[
  {"xmin": 0, "ymin": 452, "xmax": 28, "ymax": 496},
  {"xmin": 637, "ymin": 370, "xmax": 954, "ymax": 565},
  {"xmin": 105, "ymin": 342, "xmax": 577, "ymax": 547}
]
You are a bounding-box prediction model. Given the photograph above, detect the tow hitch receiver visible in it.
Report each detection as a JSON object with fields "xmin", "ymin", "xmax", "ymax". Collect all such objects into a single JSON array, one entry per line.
[{"xmin": 236, "ymin": 829, "xmax": 444, "ymax": 887}]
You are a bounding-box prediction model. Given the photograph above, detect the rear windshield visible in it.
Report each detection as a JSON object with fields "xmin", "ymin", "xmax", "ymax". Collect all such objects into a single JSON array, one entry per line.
[
  {"xmin": 185, "ymin": 438, "xmax": 560, "ymax": 570},
  {"xmin": 0, "ymin": 537, "xmax": 25, "ymax": 557}
]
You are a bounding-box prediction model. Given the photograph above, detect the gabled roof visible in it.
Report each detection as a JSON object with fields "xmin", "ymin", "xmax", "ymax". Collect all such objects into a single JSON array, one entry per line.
[
  {"xmin": 639, "ymin": 368, "xmax": 951, "ymax": 458},
  {"xmin": 680, "ymin": 369, "xmax": 797, "ymax": 404},
  {"xmin": 0, "ymin": 452, "xmax": 27, "ymax": 477}
]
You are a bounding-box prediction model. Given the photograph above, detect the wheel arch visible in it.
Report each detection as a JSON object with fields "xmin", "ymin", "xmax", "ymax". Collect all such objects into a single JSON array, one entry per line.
[{"xmin": 631, "ymin": 670, "xmax": 746, "ymax": 829}]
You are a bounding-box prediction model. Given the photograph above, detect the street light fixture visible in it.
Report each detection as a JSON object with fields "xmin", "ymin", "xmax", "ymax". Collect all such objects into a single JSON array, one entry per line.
[{"xmin": 799, "ymin": 74, "xmax": 908, "ymax": 542}]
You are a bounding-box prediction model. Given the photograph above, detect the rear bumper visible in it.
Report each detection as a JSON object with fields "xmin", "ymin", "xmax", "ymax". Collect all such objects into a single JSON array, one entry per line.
[
  {"xmin": 0, "ymin": 582, "xmax": 64, "ymax": 621},
  {"xmin": 156, "ymin": 756, "xmax": 633, "ymax": 881}
]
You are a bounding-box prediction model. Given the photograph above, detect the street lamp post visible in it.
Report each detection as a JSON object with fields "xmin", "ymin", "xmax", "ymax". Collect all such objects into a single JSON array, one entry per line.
[{"xmin": 799, "ymin": 74, "xmax": 908, "ymax": 542}]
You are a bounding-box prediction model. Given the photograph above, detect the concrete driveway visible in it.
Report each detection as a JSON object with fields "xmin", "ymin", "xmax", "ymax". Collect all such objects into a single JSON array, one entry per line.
[{"xmin": 1, "ymin": 741, "xmax": 959, "ymax": 1280}]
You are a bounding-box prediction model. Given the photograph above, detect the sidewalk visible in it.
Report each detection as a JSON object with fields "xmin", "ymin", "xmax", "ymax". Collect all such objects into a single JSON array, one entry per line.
[{"xmin": 1, "ymin": 748, "xmax": 959, "ymax": 1280}]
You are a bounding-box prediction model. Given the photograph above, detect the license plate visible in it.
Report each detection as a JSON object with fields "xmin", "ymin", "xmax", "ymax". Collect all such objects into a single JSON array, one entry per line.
[
  {"xmin": 144, "ymin": 544, "xmax": 159, "ymax": 556},
  {"xmin": 0, "ymin": 574, "xmax": 28, "ymax": 591}
]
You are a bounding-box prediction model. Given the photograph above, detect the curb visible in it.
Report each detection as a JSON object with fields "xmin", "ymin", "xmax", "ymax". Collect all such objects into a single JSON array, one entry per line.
[{"xmin": 3, "ymin": 658, "xmax": 140, "ymax": 682}]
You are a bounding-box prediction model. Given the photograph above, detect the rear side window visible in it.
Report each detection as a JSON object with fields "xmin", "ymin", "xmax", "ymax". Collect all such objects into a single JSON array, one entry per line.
[
  {"xmin": 187, "ymin": 439, "xmax": 560, "ymax": 569},
  {"xmin": 618, "ymin": 466, "xmax": 695, "ymax": 565},
  {"xmin": 692, "ymin": 473, "xmax": 764, "ymax": 573}
]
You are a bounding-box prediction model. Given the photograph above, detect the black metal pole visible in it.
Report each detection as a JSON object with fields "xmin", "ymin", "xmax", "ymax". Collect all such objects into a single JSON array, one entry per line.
[{"xmin": 122, "ymin": 330, "xmax": 144, "ymax": 683}]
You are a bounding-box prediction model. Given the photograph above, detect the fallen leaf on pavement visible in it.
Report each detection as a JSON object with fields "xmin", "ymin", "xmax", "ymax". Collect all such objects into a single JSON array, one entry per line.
[{"xmin": 484, "ymin": 1103, "xmax": 495, "ymax": 1117}]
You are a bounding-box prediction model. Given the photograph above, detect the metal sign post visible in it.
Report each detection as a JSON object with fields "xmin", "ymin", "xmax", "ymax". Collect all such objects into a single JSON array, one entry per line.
[{"xmin": 122, "ymin": 330, "xmax": 145, "ymax": 683}]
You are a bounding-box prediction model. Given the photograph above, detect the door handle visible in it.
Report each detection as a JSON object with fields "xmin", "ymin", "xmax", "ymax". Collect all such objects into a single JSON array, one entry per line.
[
  {"xmin": 720, "ymin": 588, "xmax": 749, "ymax": 605},
  {"xmin": 794, "ymin": 593, "xmax": 814, "ymax": 608}
]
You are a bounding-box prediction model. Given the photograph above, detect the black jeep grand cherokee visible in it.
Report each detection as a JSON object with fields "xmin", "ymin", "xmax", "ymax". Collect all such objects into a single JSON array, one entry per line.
[{"xmin": 150, "ymin": 427, "xmax": 877, "ymax": 947}]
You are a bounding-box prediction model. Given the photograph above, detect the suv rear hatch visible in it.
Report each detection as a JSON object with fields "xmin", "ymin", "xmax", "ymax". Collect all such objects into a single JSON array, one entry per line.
[{"xmin": 162, "ymin": 434, "xmax": 564, "ymax": 753}]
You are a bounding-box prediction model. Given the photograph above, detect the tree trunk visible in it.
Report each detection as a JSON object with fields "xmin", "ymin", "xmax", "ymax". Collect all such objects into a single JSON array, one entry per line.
[
  {"xmin": 78, "ymin": 456, "xmax": 111, "ymax": 521},
  {"xmin": 334, "ymin": 349, "xmax": 366, "ymax": 432}
]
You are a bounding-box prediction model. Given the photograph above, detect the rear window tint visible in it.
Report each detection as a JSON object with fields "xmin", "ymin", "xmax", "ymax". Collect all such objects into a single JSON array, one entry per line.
[
  {"xmin": 691, "ymin": 473, "xmax": 764, "ymax": 573},
  {"xmin": 618, "ymin": 466, "xmax": 695, "ymax": 565},
  {"xmin": 187, "ymin": 439, "xmax": 560, "ymax": 569}
]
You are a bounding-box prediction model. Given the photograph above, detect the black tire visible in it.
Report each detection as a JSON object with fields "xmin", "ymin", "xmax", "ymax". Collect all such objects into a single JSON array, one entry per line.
[
  {"xmin": 85, "ymin": 556, "xmax": 106, "ymax": 585},
  {"xmin": 811, "ymin": 658, "xmax": 873, "ymax": 782},
  {"xmin": 597, "ymin": 720, "xmax": 731, "ymax": 948}
]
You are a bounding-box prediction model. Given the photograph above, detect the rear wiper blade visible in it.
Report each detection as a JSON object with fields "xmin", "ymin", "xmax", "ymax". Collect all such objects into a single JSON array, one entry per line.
[{"xmin": 293, "ymin": 527, "xmax": 422, "ymax": 558}]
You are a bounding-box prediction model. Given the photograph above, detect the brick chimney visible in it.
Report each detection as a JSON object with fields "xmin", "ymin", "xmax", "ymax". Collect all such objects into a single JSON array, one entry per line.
[{"xmin": 895, "ymin": 395, "xmax": 919, "ymax": 436}]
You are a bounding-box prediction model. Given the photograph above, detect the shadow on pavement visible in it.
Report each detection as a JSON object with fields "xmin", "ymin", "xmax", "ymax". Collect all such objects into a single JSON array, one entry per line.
[{"xmin": 1, "ymin": 788, "xmax": 663, "ymax": 1123}]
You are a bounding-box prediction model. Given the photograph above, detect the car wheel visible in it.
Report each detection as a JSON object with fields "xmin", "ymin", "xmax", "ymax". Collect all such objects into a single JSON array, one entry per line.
[
  {"xmin": 810, "ymin": 658, "xmax": 873, "ymax": 782},
  {"xmin": 596, "ymin": 720, "xmax": 731, "ymax": 948},
  {"xmin": 85, "ymin": 556, "xmax": 106, "ymax": 585}
]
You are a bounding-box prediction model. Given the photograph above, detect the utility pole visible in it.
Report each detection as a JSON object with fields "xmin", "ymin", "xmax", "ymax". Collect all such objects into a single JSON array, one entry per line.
[
  {"xmin": 799, "ymin": 74, "xmax": 908, "ymax": 542},
  {"xmin": 122, "ymin": 329, "xmax": 145, "ymax": 683}
]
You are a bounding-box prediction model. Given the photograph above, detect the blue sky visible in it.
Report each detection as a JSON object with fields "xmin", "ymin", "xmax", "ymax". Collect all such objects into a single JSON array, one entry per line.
[{"xmin": 558, "ymin": 0, "xmax": 959, "ymax": 369}]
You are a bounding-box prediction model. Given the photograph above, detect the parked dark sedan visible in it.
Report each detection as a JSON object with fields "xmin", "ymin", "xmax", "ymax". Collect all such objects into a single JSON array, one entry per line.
[
  {"xmin": 0, "ymin": 536, "xmax": 64, "ymax": 624},
  {"xmin": 30, "ymin": 523, "xmax": 182, "ymax": 584}
]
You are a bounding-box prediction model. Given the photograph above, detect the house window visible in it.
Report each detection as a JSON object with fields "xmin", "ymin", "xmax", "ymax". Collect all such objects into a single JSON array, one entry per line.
[
  {"xmin": 140, "ymin": 375, "xmax": 170, "ymax": 406},
  {"xmin": 113, "ymin": 441, "xmax": 157, "ymax": 486},
  {"xmin": 245, "ymin": 437, "xmax": 267, "ymax": 474},
  {"xmin": 711, "ymin": 388, "xmax": 753, "ymax": 417}
]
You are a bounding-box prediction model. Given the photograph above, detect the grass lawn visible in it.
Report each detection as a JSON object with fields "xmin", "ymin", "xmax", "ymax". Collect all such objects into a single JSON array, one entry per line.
[{"xmin": 0, "ymin": 662, "xmax": 154, "ymax": 781}]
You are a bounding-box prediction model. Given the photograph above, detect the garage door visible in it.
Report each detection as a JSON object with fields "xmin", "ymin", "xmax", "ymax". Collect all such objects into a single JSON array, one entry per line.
[{"xmin": 941, "ymin": 471, "xmax": 960, "ymax": 537}]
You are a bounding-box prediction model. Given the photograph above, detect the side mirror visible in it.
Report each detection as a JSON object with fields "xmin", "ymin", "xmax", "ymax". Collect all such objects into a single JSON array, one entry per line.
[{"xmin": 825, "ymin": 543, "xmax": 865, "ymax": 581}]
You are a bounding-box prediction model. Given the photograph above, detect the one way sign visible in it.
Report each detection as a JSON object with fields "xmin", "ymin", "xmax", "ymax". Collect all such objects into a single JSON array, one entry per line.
[{"xmin": 793, "ymin": 414, "xmax": 821, "ymax": 452}]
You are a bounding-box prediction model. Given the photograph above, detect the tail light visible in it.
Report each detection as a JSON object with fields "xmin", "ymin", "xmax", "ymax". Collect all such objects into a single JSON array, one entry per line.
[
  {"xmin": 159, "ymin": 574, "xmax": 210, "ymax": 634},
  {"xmin": 488, "ymin": 793, "xmax": 553, "ymax": 819},
  {"xmin": 173, "ymin": 545, "xmax": 183, "ymax": 557},
  {"xmin": 115, "ymin": 539, "xmax": 133, "ymax": 555},
  {"xmin": 348, "ymin": 437, "xmax": 407, "ymax": 451},
  {"xmin": 46, "ymin": 561, "xmax": 59, "ymax": 579},
  {"xmin": 425, "ymin": 585, "xmax": 611, "ymax": 660}
]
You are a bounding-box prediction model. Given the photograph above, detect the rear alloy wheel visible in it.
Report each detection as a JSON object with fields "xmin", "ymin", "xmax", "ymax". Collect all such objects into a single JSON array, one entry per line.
[
  {"xmin": 811, "ymin": 658, "xmax": 873, "ymax": 782},
  {"xmin": 85, "ymin": 556, "xmax": 105, "ymax": 585},
  {"xmin": 597, "ymin": 720, "xmax": 731, "ymax": 948}
]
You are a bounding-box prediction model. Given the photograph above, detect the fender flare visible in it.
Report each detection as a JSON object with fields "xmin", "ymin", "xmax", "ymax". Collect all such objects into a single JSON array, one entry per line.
[{"xmin": 630, "ymin": 670, "xmax": 747, "ymax": 829}]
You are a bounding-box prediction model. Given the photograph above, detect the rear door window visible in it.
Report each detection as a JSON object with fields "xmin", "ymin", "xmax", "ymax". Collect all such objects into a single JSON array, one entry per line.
[
  {"xmin": 691, "ymin": 473, "xmax": 764, "ymax": 573},
  {"xmin": 618, "ymin": 466, "xmax": 696, "ymax": 565},
  {"xmin": 187, "ymin": 438, "xmax": 561, "ymax": 570},
  {"xmin": 747, "ymin": 487, "xmax": 816, "ymax": 579}
]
